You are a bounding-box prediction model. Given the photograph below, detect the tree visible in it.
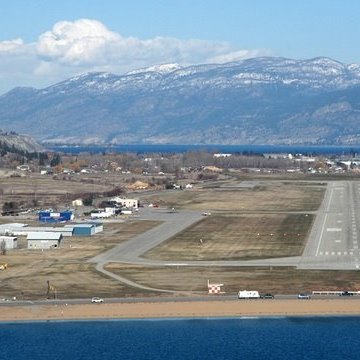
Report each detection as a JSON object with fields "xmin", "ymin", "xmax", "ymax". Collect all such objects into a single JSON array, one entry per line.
[
  {"xmin": 50, "ymin": 154, "xmax": 62, "ymax": 167},
  {"xmin": 0, "ymin": 240, "xmax": 6, "ymax": 255}
]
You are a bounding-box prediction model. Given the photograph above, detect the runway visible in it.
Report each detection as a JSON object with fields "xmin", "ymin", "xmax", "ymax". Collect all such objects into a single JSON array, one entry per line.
[{"xmin": 300, "ymin": 181, "xmax": 360, "ymax": 269}]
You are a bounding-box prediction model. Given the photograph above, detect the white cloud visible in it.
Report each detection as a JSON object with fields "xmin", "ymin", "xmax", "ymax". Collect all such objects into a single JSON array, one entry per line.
[
  {"xmin": 0, "ymin": 38, "xmax": 24, "ymax": 53},
  {"xmin": 208, "ymin": 49, "xmax": 270, "ymax": 63},
  {"xmin": 0, "ymin": 18, "xmax": 268, "ymax": 94},
  {"xmin": 37, "ymin": 19, "xmax": 120, "ymax": 65}
]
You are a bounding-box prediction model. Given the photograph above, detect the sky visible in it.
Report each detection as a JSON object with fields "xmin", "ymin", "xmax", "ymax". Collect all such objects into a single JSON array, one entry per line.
[{"xmin": 0, "ymin": 0, "xmax": 359, "ymax": 94}]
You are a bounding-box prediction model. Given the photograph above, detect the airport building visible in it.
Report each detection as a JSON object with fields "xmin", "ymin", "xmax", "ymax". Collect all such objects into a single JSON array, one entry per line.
[
  {"xmin": 0, "ymin": 236, "xmax": 18, "ymax": 249},
  {"xmin": 27, "ymin": 232, "xmax": 63, "ymax": 249},
  {"xmin": 38, "ymin": 210, "xmax": 74, "ymax": 223},
  {"xmin": 66, "ymin": 222, "xmax": 103, "ymax": 236}
]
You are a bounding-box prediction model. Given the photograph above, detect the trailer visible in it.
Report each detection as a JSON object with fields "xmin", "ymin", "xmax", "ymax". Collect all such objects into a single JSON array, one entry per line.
[{"xmin": 238, "ymin": 290, "xmax": 260, "ymax": 299}]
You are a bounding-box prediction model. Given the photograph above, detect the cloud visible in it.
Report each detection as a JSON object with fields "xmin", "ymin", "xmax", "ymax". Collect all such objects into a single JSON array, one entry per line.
[
  {"xmin": 37, "ymin": 19, "xmax": 120, "ymax": 65},
  {"xmin": 0, "ymin": 38, "xmax": 25, "ymax": 53},
  {"xmin": 0, "ymin": 19, "xmax": 268, "ymax": 94},
  {"xmin": 208, "ymin": 49, "xmax": 270, "ymax": 63}
]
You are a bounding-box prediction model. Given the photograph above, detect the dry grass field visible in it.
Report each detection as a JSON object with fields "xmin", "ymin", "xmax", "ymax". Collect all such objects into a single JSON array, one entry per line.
[
  {"xmin": 139, "ymin": 181, "xmax": 325, "ymax": 212},
  {"xmin": 105, "ymin": 264, "xmax": 360, "ymax": 295},
  {"xmin": 142, "ymin": 181, "xmax": 322, "ymax": 262},
  {"xmin": 0, "ymin": 220, "xmax": 160, "ymax": 300},
  {"xmin": 144, "ymin": 214, "xmax": 314, "ymax": 261},
  {"xmin": 0, "ymin": 174, "xmax": 111, "ymax": 209}
]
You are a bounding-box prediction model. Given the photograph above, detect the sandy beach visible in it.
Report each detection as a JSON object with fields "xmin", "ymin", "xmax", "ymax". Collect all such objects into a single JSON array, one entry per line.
[{"xmin": 1, "ymin": 299, "xmax": 360, "ymax": 322}]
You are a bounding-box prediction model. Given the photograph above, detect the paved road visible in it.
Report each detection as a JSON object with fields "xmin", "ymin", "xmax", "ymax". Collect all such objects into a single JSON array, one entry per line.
[
  {"xmin": 2, "ymin": 294, "xmax": 360, "ymax": 307},
  {"xmin": 90, "ymin": 208, "xmax": 204, "ymax": 263}
]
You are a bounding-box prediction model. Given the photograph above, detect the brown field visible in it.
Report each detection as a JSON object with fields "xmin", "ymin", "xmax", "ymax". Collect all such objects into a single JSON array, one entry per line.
[
  {"xmin": 0, "ymin": 220, "xmax": 160, "ymax": 300},
  {"xmin": 144, "ymin": 214, "xmax": 314, "ymax": 261},
  {"xmin": 139, "ymin": 181, "xmax": 325, "ymax": 212},
  {"xmin": 0, "ymin": 175, "xmax": 111, "ymax": 209},
  {"xmin": 105, "ymin": 264, "xmax": 360, "ymax": 295}
]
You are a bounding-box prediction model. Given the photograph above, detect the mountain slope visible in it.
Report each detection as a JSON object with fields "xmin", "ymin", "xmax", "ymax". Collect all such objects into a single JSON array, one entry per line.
[{"xmin": 1, "ymin": 56, "xmax": 360, "ymax": 145}]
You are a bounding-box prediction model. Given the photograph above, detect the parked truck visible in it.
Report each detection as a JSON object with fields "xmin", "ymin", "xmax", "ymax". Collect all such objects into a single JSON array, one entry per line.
[{"xmin": 238, "ymin": 290, "xmax": 260, "ymax": 299}]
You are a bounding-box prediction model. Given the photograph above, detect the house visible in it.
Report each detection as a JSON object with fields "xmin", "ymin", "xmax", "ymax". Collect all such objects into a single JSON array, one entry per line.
[
  {"xmin": 72, "ymin": 199, "xmax": 83, "ymax": 207},
  {"xmin": 110, "ymin": 197, "xmax": 139, "ymax": 209},
  {"xmin": 27, "ymin": 232, "xmax": 62, "ymax": 249}
]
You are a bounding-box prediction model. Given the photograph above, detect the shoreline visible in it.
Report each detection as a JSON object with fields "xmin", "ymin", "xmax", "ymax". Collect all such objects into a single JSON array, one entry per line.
[{"xmin": 2, "ymin": 299, "xmax": 360, "ymax": 322}]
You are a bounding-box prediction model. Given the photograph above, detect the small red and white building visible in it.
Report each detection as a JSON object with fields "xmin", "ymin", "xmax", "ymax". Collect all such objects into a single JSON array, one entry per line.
[{"xmin": 207, "ymin": 280, "xmax": 224, "ymax": 295}]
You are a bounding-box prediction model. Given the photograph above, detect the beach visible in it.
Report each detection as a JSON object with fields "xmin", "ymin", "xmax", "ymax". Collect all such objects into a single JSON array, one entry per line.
[{"xmin": 2, "ymin": 299, "xmax": 360, "ymax": 322}]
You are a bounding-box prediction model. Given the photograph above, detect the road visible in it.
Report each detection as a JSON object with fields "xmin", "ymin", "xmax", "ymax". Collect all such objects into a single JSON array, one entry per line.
[{"xmin": 1, "ymin": 294, "xmax": 359, "ymax": 307}]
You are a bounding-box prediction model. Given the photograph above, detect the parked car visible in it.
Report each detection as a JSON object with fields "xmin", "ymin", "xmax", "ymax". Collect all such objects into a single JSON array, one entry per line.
[
  {"xmin": 297, "ymin": 293, "xmax": 311, "ymax": 300},
  {"xmin": 91, "ymin": 297, "xmax": 104, "ymax": 303},
  {"xmin": 340, "ymin": 291, "xmax": 354, "ymax": 296},
  {"xmin": 260, "ymin": 293, "xmax": 274, "ymax": 299}
]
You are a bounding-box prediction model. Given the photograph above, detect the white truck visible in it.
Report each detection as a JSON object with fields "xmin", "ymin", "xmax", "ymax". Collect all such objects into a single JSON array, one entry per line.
[{"xmin": 238, "ymin": 290, "xmax": 260, "ymax": 299}]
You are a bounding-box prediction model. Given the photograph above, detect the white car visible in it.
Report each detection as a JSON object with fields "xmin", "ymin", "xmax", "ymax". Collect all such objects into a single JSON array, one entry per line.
[
  {"xmin": 91, "ymin": 297, "xmax": 104, "ymax": 303},
  {"xmin": 297, "ymin": 293, "xmax": 311, "ymax": 300}
]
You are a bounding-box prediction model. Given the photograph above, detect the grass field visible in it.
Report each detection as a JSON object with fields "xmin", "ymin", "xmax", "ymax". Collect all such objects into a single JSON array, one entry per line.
[
  {"xmin": 139, "ymin": 181, "xmax": 325, "ymax": 212},
  {"xmin": 0, "ymin": 175, "xmax": 111, "ymax": 209},
  {"xmin": 144, "ymin": 214, "xmax": 314, "ymax": 261},
  {"xmin": 105, "ymin": 264, "xmax": 360, "ymax": 295}
]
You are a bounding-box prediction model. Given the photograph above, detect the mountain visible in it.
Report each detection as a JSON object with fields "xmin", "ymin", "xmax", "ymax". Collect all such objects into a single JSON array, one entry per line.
[{"xmin": 1, "ymin": 56, "xmax": 360, "ymax": 145}]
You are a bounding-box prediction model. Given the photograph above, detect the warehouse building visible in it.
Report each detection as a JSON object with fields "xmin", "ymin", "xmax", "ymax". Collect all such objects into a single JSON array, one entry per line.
[
  {"xmin": 27, "ymin": 232, "xmax": 63, "ymax": 249},
  {"xmin": 0, "ymin": 223, "xmax": 28, "ymax": 235},
  {"xmin": 7, "ymin": 226, "xmax": 73, "ymax": 237},
  {"xmin": 0, "ymin": 236, "xmax": 18, "ymax": 249},
  {"xmin": 65, "ymin": 222, "xmax": 102, "ymax": 236},
  {"xmin": 38, "ymin": 210, "xmax": 74, "ymax": 223}
]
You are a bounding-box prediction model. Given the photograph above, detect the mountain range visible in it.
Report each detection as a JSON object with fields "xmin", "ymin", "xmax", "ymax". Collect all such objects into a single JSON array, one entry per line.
[{"xmin": 1, "ymin": 56, "xmax": 360, "ymax": 145}]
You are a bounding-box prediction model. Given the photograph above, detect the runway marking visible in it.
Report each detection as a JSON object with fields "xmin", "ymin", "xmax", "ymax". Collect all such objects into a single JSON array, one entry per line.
[
  {"xmin": 315, "ymin": 213, "xmax": 329, "ymax": 257},
  {"xmin": 331, "ymin": 252, "xmax": 335, "ymax": 255},
  {"xmin": 335, "ymin": 240, "xmax": 341, "ymax": 243},
  {"xmin": 337, "ymin": 252, "xmax": 342, "ymax": 255},
  {"xmin": 344, "ymin": 251, "xmax": 348, "ymax": 255},
  {"xmin": 337, "ymin": 220, "xmax": 343, "ymax": 223},
  {"xmin": 350, "ymin": 252, "xmax": 354, "ymax": 255},
  {"xmin": 325, "ymin": 251, "xmax": 329, "ymax": 255},
  {"xmin": 326, "ymin": 228, "xmax": 341, "ymax": 232}
]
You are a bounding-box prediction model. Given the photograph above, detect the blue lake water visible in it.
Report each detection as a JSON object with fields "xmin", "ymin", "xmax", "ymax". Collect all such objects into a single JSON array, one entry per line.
[
  {"xmin": 1, "ymin": 317, "xmax": 359, "ymax": 359},
  {"xmin": 47, "ymin": 144, "xmax": 360, "ymax": 155}
]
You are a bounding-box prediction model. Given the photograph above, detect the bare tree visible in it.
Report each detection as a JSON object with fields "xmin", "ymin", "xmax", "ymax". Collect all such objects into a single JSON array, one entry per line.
[{"xmin": 0, "ymin": 240, "xmax": 6, "ymax": 255}]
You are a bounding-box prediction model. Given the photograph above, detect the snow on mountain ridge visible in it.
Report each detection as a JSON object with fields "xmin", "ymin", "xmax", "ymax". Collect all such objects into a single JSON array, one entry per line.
[
  {"xmin": 126, "ymin": 63, "xmax": 183, "ymax": 75},
  {"xmin": 39, "ymin": 57, "xmax": 360, "ymax": 95}
]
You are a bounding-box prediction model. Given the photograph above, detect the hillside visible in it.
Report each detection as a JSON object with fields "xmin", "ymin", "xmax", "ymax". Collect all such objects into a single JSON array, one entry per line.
[
  {"xmin": 0, "ymin": 57, "xmax": 360, "ymax": 145},
  {"xmin": 0, "ymin": 130, "xmax": 43, "ymax": 153}
]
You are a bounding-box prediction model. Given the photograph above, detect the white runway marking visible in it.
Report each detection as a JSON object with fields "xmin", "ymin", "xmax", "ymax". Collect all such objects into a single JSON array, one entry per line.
[{"xmin": 326, "ymin": 228, "xmax": 341, "ymax": 232}]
